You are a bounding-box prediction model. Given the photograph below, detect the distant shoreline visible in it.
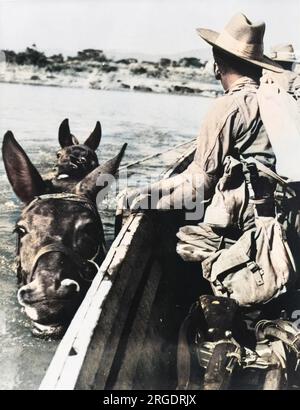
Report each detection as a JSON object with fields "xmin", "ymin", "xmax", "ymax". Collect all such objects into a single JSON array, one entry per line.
[
  {"xmin": 0, "ymin": 47, "xmax": 222, "ymax": 98},
  {"xmin": 0, "ymin": 78, "xmax": 220, "ymax": 100}
]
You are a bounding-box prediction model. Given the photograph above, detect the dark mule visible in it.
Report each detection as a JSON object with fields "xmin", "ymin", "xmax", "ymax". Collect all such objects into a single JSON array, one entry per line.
[
  {"xmin": 2, "ymin": 131, "xmax": 127, "ymax": 338},
  {"xmin": 53, "ymin": 118, "xmax": 102, "ymax": 192}
]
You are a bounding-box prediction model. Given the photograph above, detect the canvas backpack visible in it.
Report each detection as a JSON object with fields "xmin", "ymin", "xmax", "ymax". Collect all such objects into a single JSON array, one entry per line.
[{"xmin": 177, "ymin": 156, "xmax": 298, "ymax": 306}]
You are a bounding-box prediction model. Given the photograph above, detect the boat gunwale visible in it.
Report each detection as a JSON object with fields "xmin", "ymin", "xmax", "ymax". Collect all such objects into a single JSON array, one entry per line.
[
  {"xmin": 39, "ymin": 212, "xmax": 145, "ymax": 390},
  {"xmin": 39, "ymin": 144, "xmax": 195, "ymax": 390}
]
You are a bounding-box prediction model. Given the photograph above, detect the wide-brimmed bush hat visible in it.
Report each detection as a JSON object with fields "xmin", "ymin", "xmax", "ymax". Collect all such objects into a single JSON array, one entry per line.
[{"xmin": 197, "ymin": 13, "xmax": 283, "ymax": 73}]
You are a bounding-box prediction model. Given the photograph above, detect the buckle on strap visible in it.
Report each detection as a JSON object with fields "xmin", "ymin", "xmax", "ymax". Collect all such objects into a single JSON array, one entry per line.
[{"xmin": 248, "ymin": 261, "xmax": 264, "ymax": 286}]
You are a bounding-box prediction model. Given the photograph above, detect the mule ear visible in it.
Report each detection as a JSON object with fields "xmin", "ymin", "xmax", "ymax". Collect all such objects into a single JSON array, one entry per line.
[
  {"xmin": 84, "ymin": 121, "xmax": 102, "ymax": 150},
  {"xmin": 75, "ymin": 143, "xmax": 127, "ymax": 200},
  {"xmin": 2, "ymin": 131, "xmax": 46, "ymax": 203},
  {"xmin": 58, "ymin": 118, "xmax": 78, "ymax": 147}
]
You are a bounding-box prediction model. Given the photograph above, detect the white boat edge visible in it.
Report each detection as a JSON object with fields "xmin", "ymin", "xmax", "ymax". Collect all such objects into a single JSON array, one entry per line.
[
  {"xmin": 39, "ymin": 212, "xmax": 143, "ymax": 390},
  {"xmin": 39, "ymin": 143, "xmax": 196, "ymax": 390}
]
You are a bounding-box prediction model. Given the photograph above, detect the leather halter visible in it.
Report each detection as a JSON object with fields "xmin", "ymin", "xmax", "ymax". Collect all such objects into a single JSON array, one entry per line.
[
  {"xmin": 17, "ymin": 193, "xmax": 104, "ymax": 284},
  {"xmin": 27, "ymin": 242, "xmax": 101, "ymax": 284},
  {"xmin": 22, "ymin": 193, "xmax": 100, "ymax": 218}
]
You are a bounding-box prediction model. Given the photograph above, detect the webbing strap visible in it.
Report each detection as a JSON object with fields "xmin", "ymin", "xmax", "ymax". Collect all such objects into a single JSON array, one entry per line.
[
  {"xmin": 246, "ymin": 157, "xmax": 290, "ymax": 187},
  {"xmin": 246, "ymin": 157, "xmax": 298, "ymax": 198}
]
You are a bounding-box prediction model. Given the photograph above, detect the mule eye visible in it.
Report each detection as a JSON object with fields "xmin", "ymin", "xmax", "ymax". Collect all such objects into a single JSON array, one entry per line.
[
  {"xmin": 56, "ymin": 151, "xmax": 61, "ymax": 159},
  {"xmin": 80, "ymin": 157, "xmax": 87, "ymax": 163},
  {"xmin": 14, "ymin": 225, "xmax": 27, "ymax": 236}
]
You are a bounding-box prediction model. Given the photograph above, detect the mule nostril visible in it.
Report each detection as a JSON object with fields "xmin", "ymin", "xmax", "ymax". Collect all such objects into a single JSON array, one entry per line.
[
  {"xmin": 69, "ymin": 154, "xmax": 79, "ymax": 164},
  {"xmin": 60, "ymin": 279, "xmax": 80, "ymax": 294}
]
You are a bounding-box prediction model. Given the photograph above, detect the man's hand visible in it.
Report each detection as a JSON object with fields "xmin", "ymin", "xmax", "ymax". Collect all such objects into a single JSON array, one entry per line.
[
  {"xmin": 116, "ymin": 187, "xmax": 151, "ymax": 211},
  {"xmin": 116, "ymin": 172, "xmax": 197, "ymax": 212}
]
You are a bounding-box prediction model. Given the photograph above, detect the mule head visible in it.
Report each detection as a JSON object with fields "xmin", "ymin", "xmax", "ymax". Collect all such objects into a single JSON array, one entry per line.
[
  {"xmin": 2, "ymin": 131, "xmax": 127, "ymax": 338},
  {"xmin": 55, "ymin": 118, "xmax": 102, "ymax": 182},
  {"xmin": 15, "ymin": 195, "xmax": 104, "ymax": 338}
]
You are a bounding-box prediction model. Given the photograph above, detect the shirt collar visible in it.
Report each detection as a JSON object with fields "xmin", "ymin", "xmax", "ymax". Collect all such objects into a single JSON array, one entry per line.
[{"xmin": 225, "ymin": 76, "xmax": 259, "ymax": 95}]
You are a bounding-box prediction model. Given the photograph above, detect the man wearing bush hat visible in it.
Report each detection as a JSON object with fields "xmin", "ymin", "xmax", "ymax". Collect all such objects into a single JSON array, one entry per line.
[
  {"xmin": 152, "ymin": 13, "xmax": 283, "ymax": 212},
  {"xmin": 130, "ymin": 13, "xmax": 283, "ymax": 223},
  {"xmin": 270, "ymin": 43, "xmax": 298, "ymax": 70},
  {"xmin": 266, "ymin": 43, "xmax": 300, "ymax": 100}
]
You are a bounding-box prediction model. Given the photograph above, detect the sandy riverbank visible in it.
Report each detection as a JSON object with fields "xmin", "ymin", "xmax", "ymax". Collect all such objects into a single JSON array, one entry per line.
[{"xmin": 0, "ymin": 48, "xmax": 222, "ymax": 97}]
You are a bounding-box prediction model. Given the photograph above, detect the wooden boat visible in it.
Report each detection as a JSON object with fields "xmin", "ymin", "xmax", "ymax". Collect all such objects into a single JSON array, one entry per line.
[
  {"xmin": 39, "ymin": 145, "xmax": 300, "ymax": 390},
  {"xmin": 39, "ymin": 146, "xmax": 206, "ymax": 390}
]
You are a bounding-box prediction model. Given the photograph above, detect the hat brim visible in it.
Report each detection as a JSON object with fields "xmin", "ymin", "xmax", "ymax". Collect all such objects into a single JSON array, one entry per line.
[
  {"xmin": 197, "ymin": 28, "xmax": 283, "ymax": 73},
  {"xmin": 273, "ymin": 57, "xmax": 299, "ymax": 64}
]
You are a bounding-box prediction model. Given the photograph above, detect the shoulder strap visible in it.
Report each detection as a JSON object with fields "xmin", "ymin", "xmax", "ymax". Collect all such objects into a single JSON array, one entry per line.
[
  {"xmin": 245, "ymin": 157, "xmax": 289, "ymax": 187},
  {"xmin": 244, "ymin": 157, "xmax": 296, "ymax": 199},
  {"xmin": 257, "ymin": 80, "xmax": 300, "ymax": 181}
]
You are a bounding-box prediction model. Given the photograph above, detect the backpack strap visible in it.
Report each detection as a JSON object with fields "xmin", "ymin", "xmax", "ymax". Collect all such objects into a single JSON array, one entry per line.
[{"xmin": 244, "ymin": 157, "xmax": 296, "ymax": 198}]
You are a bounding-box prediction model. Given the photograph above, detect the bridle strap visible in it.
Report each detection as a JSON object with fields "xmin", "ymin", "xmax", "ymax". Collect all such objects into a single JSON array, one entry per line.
[
  {"xmin": 28, "ymin": 243, "xmax": 101, "ymax": 284},
  {"xmin": 29, "ymin": 244, "xmax": 82, "ymax": 283},
  {"xmin": 19, "ymin": 193, "xmax": 103, "ymax": 284},
  {"xmin": 24, "ymin": 193, "xmax": 100, "ymax": 218}
]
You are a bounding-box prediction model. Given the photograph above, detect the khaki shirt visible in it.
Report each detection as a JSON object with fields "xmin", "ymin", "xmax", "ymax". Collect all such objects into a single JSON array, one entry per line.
[{"xmin": 185, "ymin": 76, "xmax": 276, "ymax": 198}]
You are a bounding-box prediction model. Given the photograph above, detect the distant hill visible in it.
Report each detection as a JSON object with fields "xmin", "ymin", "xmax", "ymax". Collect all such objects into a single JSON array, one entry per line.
[
  {"xmin": 5, "ymin": 46, "xmax": 213, "ymax": 64},
  {"xmin": 105, "ymin": 48, "xmax": 212, "ymax": 63}
]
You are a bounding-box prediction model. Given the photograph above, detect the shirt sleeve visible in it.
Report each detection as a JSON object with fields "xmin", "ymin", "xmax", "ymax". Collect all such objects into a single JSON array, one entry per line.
[{"xmin": 184, "ymin": 96, "xmax": 241, "ymax": 199}]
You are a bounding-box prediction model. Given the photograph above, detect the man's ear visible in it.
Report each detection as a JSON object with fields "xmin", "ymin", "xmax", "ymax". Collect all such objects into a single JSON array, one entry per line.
[
  {"xmin": 75, "ymin": 143, "xmax": 127, "ymax": 200},
  {"xmin": 58, "ymin": 118, "xmax": 79, "ymax": 147},
  {"xmin": 214, "ymin": 62, "xmax": 221, "ymax": 80},
  {"xmin": 84, "ymin": 121, "xmax": 102, "ymax": 150},
  {"xmin": 2, "ymin": 131, "xmax": 46, "ymax": 203}
]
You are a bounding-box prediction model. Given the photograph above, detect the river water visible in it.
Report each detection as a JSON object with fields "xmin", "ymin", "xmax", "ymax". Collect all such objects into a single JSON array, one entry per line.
[{"xmin": 0, "ymin": 82, "xmax": 212, "ymax": 389}]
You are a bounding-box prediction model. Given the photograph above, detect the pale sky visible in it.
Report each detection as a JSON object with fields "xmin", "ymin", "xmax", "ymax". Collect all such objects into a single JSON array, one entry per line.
[{"xmin": 0, "ymin": 0, "xmax": 299, "ymax": 56}]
